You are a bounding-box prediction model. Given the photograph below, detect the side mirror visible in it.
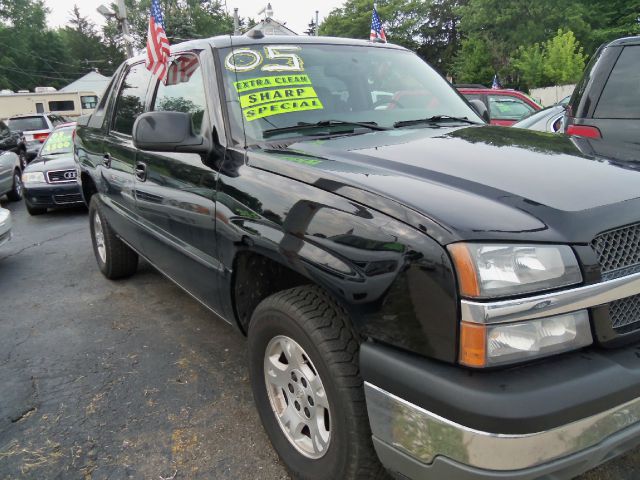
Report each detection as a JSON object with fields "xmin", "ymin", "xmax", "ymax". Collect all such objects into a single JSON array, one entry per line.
[
  {"xmin": 469, "ymin": 99, "xmax": 490, "ymax": 123},
  {"xmin": 132, "ymin": 111, "xmax": 209, "ymax": 153}
]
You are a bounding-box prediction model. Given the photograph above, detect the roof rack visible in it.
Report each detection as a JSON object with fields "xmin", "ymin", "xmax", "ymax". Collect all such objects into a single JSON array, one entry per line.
[{"xmin": 454, "ymin": 84, "xmax": 488, "ymax": 89}]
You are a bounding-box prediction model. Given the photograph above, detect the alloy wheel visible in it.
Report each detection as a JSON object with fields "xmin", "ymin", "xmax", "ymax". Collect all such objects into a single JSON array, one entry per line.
[{"xmin": 264, "ymin": 335, "xmax": 331, "ymax": 459}]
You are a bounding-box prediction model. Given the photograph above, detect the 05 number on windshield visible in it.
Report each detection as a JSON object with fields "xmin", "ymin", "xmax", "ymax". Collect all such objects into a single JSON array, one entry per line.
[{"xmin": 225, "ymin": 46, "xmax": 304, "ymax": 73}]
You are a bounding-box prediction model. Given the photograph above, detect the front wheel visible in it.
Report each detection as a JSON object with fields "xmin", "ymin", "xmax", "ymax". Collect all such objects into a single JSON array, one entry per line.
[
  {"xmin": 248, "ymin": 286, "xmax": 387, "ymax": 480},
  {"xmin": 6, "ymin": 170, "xmax": 23, "ymax": 202},
  {"xmin": 19, "ymin": 150, "xmax": 27, "ymax": 172},
  {"xmin": 89, "ymin": 196, "xmax": 138, "ymax": 279}
]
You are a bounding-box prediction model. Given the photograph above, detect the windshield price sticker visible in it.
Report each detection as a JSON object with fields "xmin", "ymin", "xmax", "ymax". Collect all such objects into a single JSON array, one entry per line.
[
  {"xmin": 234, "ymin": 74, "xmax": 312, "ymax": 93},
  {"xmin": 43, "ymin": 131, "xmax": 72, "ymax": 152},
  {"xmin": 238, "ymin": 86, "xmax": 324, "ymax": 121}
]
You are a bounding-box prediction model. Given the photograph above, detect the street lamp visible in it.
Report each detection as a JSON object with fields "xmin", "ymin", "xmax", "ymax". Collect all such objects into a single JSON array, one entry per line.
[{"xmin": 97, "ymin": 1, "xmax": 134, "ymax": 58}]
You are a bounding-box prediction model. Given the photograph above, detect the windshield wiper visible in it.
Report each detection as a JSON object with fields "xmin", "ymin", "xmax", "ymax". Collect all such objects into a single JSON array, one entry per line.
[
  {"xmin": 393, "ymin": 115, "xmax": 480, "ymax": 128},
  {"xmin": 263, "ymin": 120, "xmax": 388, "ymax": 138}
]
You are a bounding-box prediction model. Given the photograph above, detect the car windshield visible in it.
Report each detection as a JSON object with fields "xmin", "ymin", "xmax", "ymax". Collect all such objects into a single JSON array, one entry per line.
[
  {"xmin": 218, "ymin": 43, "xmax": 481, "ymax": 144},
  {"xmin": 8, "ymin": 116, "xmax": 47, "ymax": 132},
  {"xmin": 40, "ymin": 127, "xmax": 74, "ymax": 156}
]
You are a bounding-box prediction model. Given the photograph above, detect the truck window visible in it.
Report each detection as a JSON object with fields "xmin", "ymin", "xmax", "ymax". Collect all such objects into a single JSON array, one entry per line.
[
  {"xmin": 49, "ymin": 100, "xmax": 75, "ymax": 112},
  {"xmin": 151, "ymin": 55, "xmax": 207, "ymax": 134},
  {"xmin": 594, "ymin": 46, "xmax": 640, "ymax": 119},
  {"xmin": 488, "ymin": 96, "xmax": 534, "ymax": 121},
  {"xmin": 112, "ymin": 63, "xmax": 152, "ymax": 135}
]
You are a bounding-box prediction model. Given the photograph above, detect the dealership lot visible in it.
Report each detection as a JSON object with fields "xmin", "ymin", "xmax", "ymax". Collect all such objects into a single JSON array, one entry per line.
[{"xmin": 0, "ymin": 199, "xmax": 638, "ymax": 480}]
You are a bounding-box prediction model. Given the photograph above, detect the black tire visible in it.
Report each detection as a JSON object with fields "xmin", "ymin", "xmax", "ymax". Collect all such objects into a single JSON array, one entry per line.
[
  {"xmin": 89, "ymin": 196, "xmax": 138, "ymax": 279},
  {"xmin": 6, "ymin": 170, "xmax": 23, "ymax": 202},
  {"xmin": 248, "ymin": 286, "xmax": 387, "ymax": 480},
  {"xmin": 26, "ymin": 203, "xmax": 46, "ymax": 215},
  {"xmin": 18, "ymin": 150, "xmax": 28, "ymax": 172}
]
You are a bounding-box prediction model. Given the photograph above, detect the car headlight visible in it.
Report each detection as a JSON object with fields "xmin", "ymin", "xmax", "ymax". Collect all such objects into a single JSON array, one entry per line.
[
  {"xmin": 448, "ymin": 243, "xmax": 582, "ymax": 298},
  {"xmin": 0, "ymin": 208, "xmax": 9, "ymax": 226},
  {"xmin": 460, "ymin": 311, "xmax": 593, "ymax": 367},
  {"xmin": 22, "ymin": 171, "xmax": 46, "ymax": 184}
]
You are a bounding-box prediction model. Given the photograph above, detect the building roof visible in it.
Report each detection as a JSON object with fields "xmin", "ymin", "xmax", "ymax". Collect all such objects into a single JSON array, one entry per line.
[
  {"xmin": 59, "ymin": 71, "xmax": 111, "ymax": 95},
  {"xmin": 245, "ymin": 17, "xmax": 297, "ymax": 36}
]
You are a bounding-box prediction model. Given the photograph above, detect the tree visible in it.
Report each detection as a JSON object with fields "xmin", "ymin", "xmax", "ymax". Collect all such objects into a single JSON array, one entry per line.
[
  {"xmin": 455, "ymin": 0, "xmax": 591, "ymax": 86},
  {"xmin": 543, "ymin": 29, "xmax": 586, "ymax": 85},
  {"xmin": 319, "ymin": 0, "xmax": 428, "ymax": 51},
  {"xmin": 452, "ymin": 37, "xmax": 494, "ymax": 84},
  {"xmin": 415, "ymin": 0, "xmax": 468, "ymax": 75},
  {"xmin": 511, "ymin": 43, "xmax": 545, "ymax": 88}
]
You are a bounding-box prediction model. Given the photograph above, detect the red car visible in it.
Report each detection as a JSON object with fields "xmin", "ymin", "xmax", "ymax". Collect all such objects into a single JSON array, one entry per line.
[{"xmin": 457, "ymin": 86, "xmax": 542, "ymax": 126}]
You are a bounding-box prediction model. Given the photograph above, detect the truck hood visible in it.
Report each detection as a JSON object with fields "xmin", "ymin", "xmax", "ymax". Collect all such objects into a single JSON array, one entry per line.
[{"xmin": 249, "ymin": 126, "xmax": 640, "ymax": 244}]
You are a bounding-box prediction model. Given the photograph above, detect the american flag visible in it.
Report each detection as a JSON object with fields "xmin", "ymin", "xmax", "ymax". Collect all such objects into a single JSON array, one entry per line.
[
  {"xmin": 165, "ymin": 55, "xmax": 200, "ymax": 86},
  {"xmin": 146, "ymin": 0, "xmax": 170, "ymax": 81},
  {"xmin": 370, "ymin": 5, "xmax": 387, "ymax": 42},
  {"xmin": 491, "ymin": 74, "xmax": 501, "ymax": 89}
]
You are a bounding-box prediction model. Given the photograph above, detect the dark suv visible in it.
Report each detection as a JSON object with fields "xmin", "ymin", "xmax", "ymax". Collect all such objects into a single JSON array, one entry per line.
[
  {"xmin": 75, "ymin": 35, "xmax": 640, "ymax": 480},
  {"xmin": 565, "ymin": 36, "xmax": 640, "ymax": 142}
]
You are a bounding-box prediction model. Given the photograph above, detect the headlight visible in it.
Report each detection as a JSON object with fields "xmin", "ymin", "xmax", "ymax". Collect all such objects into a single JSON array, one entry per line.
[
  {"xmin": 460, "ymin": 311, "xmax": 593, "ymax": 367},
  {"xmin": 0, "ymin": 208, "xmax": 9, "ymax": 226},
  {"xmin": 22, "ymin": 171, "xmax": 46, "ymax": 184},
  {"xmin": 448, "ymin": 243, "xmax": 582, "ymax": 298}
]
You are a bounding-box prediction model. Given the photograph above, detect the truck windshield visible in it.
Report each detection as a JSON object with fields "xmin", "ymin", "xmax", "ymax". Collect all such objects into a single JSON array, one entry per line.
[{"xmin": 218, "ymin": 43, "xmax": 481, "ymax": 144}]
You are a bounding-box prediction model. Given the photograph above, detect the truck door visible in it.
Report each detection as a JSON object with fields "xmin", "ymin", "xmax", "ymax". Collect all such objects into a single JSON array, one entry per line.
[
  {"xmin": 133, "ymin": 52, "xmax": 224, "ymax": 313},
  {"xmin": 100, "ymin": 62, "xmax": 152, "ymax": 250}
]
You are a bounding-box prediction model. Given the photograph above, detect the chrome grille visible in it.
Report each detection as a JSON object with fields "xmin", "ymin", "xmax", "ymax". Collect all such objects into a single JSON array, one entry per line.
[
  {"xmin": 591, "ymin": 223, "xmax": 640, "ymax": 280},
  {"xmin": 609, "ymin": 294, "xmax": 640, "ymax": 334},
  {"xmin": 592, "ymin": 223, "xmax": 640, "ymax": 335},
  {"xmin": 47, "ymin": 169, "xmax": 77, "ymax": 183},
  {"xmin": 53, "ymin": 193, "xmax": 83, "ymax": 204}
]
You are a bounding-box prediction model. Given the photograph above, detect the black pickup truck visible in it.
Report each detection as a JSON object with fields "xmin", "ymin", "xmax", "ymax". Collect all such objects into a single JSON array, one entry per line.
[{"xmin": 75, "ymin": 35, "xmax": 640, "ymax": 480}]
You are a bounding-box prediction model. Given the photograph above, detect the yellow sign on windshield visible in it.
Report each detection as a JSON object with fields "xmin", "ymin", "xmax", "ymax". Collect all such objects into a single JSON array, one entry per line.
[{"xmin": 43, "ymin": 130, "xmax": 72, "ymax": 153}]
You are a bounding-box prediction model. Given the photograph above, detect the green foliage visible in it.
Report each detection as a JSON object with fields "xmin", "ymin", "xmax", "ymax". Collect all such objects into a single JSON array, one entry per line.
[
  {"xmin": 511, "ymin": 44, "xmax": 545, "ymax": 88},
  {"xmin": 415, "ymin": 0, "xmax": 468, "ymax": 74},
  {"xmin": 543, "ymin": 29, "xmax": 586, "ymax": 85},
  {"xmin": 119, "ymin": 0, "xmax": 232, "ymax": 49},
  {"xmin": 319, "ymin": 0, "xmax": 428, "ymax": 51},
  {"xmin": 453, "ymin": 37, "xmax": 494, "ymax": 83}
]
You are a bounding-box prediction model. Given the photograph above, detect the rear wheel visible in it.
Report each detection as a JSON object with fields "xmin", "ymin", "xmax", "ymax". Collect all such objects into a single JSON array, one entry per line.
[
  {"xmin": 89, "ymin": 196, "xmax": 138, "ymax": 279},
  {"xmin": 6, "ymin": 170, "xmax": 23, "ymax": 202},
  {"xmin": 248, "ymin": 286, "xmax": 387, "ymax": 480}
]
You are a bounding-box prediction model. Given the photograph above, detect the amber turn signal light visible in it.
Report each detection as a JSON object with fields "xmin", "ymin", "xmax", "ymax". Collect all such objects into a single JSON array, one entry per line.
[
  {"xmin": 447, "ymin": 243, "xmax": 480, "ymax": 297},
  {"xmin": 459, "ymin": 322, "xmax": 487, "ymax": 368}
]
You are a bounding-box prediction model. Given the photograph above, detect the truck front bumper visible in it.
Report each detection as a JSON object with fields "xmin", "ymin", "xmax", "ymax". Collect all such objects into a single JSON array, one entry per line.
[{"xmin": 361, "ymin": 342, "xmax": 640, "ymax": 480}]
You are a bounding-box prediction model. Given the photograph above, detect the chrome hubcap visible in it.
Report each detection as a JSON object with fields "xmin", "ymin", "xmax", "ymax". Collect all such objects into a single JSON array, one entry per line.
[
  {"xmin": 14, "ymin": 174, "xmax": 22, "ymax": 197},
  {"xmin": 264, "ymin": 335, "xmax": 331, "ymax": 459},
  {"xmin": 93, "ymin": 211, "xmax": 106, "ymax": 263}
]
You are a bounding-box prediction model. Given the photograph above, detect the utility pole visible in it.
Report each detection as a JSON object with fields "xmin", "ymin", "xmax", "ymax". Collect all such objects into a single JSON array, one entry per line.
[
  {"xmin": 315, "ymin": 10, "xmax": 319, "ymax": 36},
  {"xmin": 233, "ymin": 8, "xmax": 240, "ymax": 35},
  {"xmin": 117, "ymin": 0, "xmax": 134, "ymax": 59},
  {"xmin": 98, "ymin": 2, "xmax": 134, "ymax": 58}
]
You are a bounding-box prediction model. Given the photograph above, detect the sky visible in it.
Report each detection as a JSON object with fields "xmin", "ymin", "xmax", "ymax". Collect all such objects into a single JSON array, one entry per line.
[{"xmin": 45, "ymin": 0, "xmax": 346, "ymax": 36}]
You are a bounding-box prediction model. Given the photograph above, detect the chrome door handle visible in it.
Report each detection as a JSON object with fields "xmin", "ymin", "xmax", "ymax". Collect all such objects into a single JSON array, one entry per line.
[{"xmin": 134, "ymin": 162, "xmax": 147, "ymax": 182}]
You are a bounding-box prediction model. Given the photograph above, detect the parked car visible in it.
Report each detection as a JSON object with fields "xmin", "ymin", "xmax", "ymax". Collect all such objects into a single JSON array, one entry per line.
[
  {"xmin": 22, "ymin": 123, "xmax": 82, "ymax": 215},
  {"xmin": 457, "ymin": 86, "xmax": 542, "ymax": 125},
  {"xmin": 6, "ymin": 113, "xmax": 69, "ymax": 166},
  {"xmin": 0, "ymin": 119, "xmax": 30, "ymax": 171},
  {"xmin": 76, "ymin": 35, "xmax": 640, "ymax": 480},
  {"xmin": 512, "ymin": 104, "xmax": 566, "ymax": 132},
  {"xmin": 0, "ymin": 207, "xmax": 11, "ymax": 247},
  {"xmin": 0, "ymin": 130, "xmax": 23, "ymax": 202},
  {"xmin": 565, "ymin": 36, "xmax": 640, "ymax": 142}
]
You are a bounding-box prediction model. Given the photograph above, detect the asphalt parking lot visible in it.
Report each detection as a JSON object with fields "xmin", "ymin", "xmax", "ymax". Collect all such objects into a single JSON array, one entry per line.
[{"xmin": 0, "ymin": 198, "xmax": 639, "ymax": 480}]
